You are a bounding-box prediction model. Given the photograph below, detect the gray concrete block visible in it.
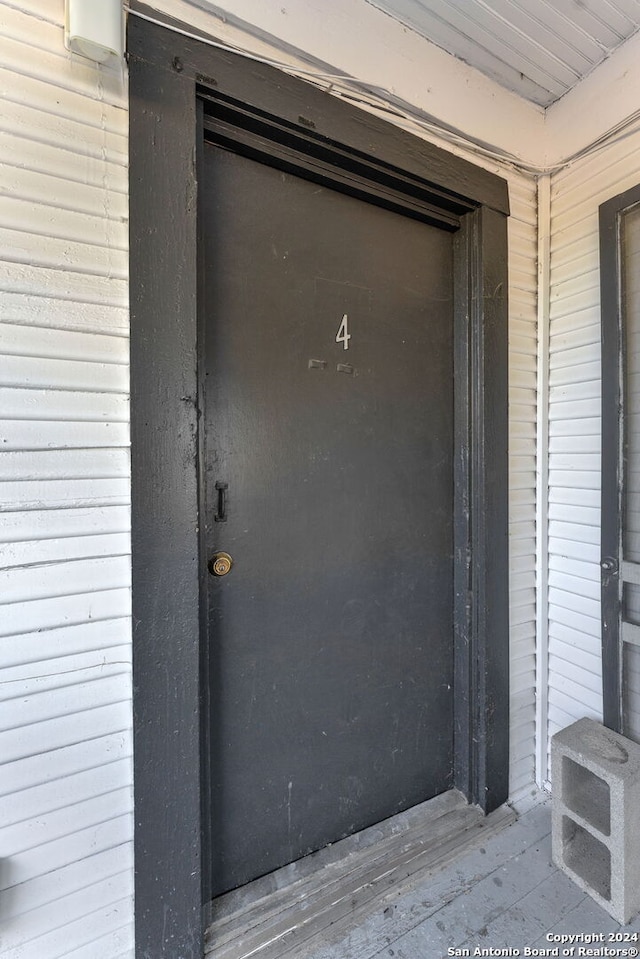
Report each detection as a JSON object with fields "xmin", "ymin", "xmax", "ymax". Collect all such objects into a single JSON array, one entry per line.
[{"xmin": 551, "ymin": 717, "xmax": 640, "ymax": 924}]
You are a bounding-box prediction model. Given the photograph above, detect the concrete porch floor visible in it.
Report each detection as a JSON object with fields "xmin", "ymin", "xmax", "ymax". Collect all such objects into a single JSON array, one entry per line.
[
  {"xmin": 208, "ymin": 792, "xmax": 640, "ymax": 959},
  {"xmin": 302, "ymin": 794, "xmax": 640, "ymax": 959}
]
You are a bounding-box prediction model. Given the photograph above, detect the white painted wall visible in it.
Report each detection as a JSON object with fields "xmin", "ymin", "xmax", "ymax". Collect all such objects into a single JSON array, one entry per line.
[
  {"xmin": 0, "ymin": 2, "xmax": 133, "ymax": 957},
  {"xmin": 544, "ymin": 128, "xmax": 640, "ymax": 778},
  {"xmin": 507, "ymin": 172, "xmax": 538, "ymax": 797},
  {"xmin": 0, "ymin": 0, "xmax": 543, "ymax": 955}
]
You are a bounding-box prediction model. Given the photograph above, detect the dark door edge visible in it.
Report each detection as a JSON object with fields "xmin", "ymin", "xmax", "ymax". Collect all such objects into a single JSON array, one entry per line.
[
  {"xmin": 129, "ymin": 10, "xmax": 509, "ymax": 957},
  {"xmin": 599, "ymin": 182, "xmax": 640, "ymax": 733},
  {"xmin": 453, "ymin": 209, "xmax": 510, "ymax": 809}
]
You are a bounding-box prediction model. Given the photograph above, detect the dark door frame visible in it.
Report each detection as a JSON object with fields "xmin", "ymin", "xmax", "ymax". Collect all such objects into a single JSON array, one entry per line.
[
  {"xmin": 129, "ymin": 8, "xmax": 510, "ymax": 958},
  {"xmin": 600, "ymin": 182, "xmax": 640, "ymax": 732}
]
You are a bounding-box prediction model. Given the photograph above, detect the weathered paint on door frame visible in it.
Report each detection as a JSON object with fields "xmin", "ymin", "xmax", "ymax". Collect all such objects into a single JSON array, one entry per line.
[
  {"xmin": 128, "ymin": 6, "xmax": 510, "ymax": 957},
  {"xmin": 600, "ymin": 182, "xmax": 640, "ymax": 733}
]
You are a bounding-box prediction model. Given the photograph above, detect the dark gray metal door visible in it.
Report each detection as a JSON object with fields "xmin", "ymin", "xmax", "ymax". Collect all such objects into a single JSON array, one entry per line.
[{"xmin": 201, "ymin": 142, "xmax": 455, "ymax": 896}]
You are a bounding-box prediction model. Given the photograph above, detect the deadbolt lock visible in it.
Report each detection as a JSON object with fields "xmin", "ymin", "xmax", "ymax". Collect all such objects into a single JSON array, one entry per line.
[{"xmin": 209, "ymin": 551, "xmax": 233, "ymax": 577}]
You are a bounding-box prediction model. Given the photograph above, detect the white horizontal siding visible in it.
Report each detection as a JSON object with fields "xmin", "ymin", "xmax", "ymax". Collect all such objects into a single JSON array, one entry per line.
[
  {"xmin": 506, "ymin": 170, "xmax": 538, "ymax": 797},
  {"xmin": 0, "ymin": 1, "xmax": 132, "ymax": 957},
  {"xmin": 547, "ymin": 126, "xmax": 640, "ymax": 771}
]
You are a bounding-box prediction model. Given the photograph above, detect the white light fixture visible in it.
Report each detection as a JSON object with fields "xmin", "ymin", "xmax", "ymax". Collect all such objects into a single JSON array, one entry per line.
[{"xmin": 65, "ymin": 0, "xmax": 124, "ymax": 66}]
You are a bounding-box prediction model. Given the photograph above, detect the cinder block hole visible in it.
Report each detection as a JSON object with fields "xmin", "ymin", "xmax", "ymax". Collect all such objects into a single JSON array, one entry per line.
[
  {"xmin": 562, "ymin": 816, "xmax": 611, "ymax": 902},
  {"xmin": 562, "ymin": 757, "xmax": 611, "ymax": 835}
]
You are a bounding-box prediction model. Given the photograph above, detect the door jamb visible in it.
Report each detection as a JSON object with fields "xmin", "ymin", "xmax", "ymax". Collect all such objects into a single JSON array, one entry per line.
[
  {"xmin": 599, "ymin": 182, "xmax": 640, "ymax": 732},
  {"xmin": 129, "ymin": 8, "xmax": 509, "ymax": 957}
]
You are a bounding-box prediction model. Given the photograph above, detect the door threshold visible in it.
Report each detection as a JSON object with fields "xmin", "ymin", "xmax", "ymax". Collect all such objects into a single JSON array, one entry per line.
[{"xmin": 203, "ymin": 789, "xmax": 516, "ymax": 959}]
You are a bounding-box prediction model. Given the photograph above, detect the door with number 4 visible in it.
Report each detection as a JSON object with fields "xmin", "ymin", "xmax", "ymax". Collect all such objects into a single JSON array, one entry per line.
[{"xmin": 201, "ymin": 140, "xmax": 455, "ymax": 897}]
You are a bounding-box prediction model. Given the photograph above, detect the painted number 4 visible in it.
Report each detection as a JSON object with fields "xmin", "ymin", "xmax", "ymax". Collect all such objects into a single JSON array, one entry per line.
[{"xmin": 336, "ymin": 313, "xmax": 351, "ymax": 350}]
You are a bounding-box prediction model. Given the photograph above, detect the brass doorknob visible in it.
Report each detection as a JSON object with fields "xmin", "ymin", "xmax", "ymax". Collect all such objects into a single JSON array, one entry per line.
[{"xmin": 209, "ymin": 552, "xmax": 233, "ymax": 577}]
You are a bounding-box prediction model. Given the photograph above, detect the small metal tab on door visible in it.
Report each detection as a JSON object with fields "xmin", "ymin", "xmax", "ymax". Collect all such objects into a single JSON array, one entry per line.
[
  {"xmin": 214, "ymin": 481, "xmax": 228, "ymax": 522},
  {"xmin": 209, "ymin": 552, "xmax": 233, "ymax": 577}
]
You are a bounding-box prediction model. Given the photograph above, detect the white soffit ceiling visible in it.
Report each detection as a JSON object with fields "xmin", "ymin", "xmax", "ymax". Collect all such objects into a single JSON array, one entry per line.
[{"xmin": 366, "ymin": 0, "xmax": 640, "ymax": 106}]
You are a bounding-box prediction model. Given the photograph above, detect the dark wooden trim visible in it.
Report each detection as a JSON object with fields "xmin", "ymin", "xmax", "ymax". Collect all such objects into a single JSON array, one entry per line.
[
  {"xmin": 196, "ymin": 99, "xmax": 214, "ymax": 917},
  {"xmin": 599, "ymin": 183, "xmax": 640, "ymax": 732},
  {"xmin": 471, "ymin": 207, "xmax": 510, "ymax": 810},
  {"xmin": 129, "ymin": 4, "xmax": 509, "ymax": 218},
  {"xmin": 453, "ymin": 216, "xmax": 474, "ymax": 800},
  {"xmin": 452, "ymin": 209, "xmax": 510, "ymax": 811},
  {"xmin": 599, "ymin": 193, "xmax": 623, "ymax": 732},
  {"xmin": 129, "ymin": 44, "xmax": 203, "ymax": 959},
  {"xmin": 200, "ymin": 94, "xmax": 474, "ymax": 230},
  {"xmin": 129, "ymin": 8, "xmax": 510, "ymax": 955}
]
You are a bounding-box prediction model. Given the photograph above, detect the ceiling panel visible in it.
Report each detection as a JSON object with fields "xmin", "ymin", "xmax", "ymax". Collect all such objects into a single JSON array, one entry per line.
[{"xmin": 366, "ymin": 0, "xmax": 640, "ymax": 106}]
